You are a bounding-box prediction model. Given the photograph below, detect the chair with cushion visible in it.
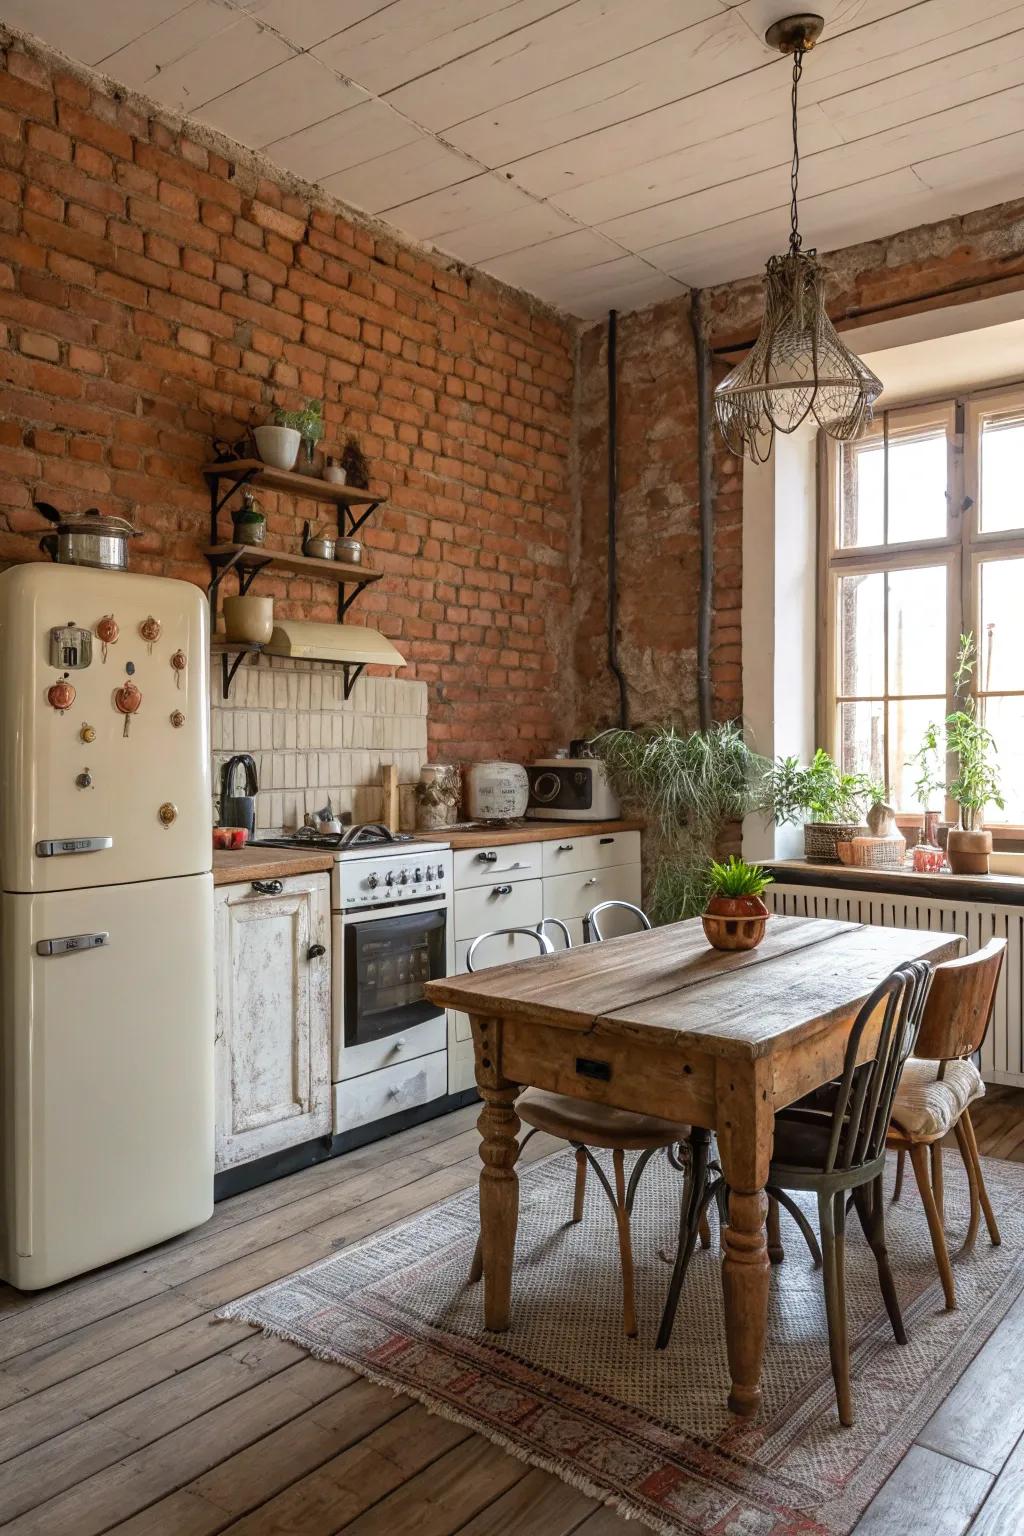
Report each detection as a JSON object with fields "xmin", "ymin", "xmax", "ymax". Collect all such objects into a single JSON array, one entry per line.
[
  {"xmin": 888, "ymin": 937, "xmax": 1006, "ymax": 1310},
  {"xmin": 658, "ymin": 958, "xmax": 932, "ymax": 1426},
  {"xmin": 465, "ymin": 923, "xmax": 690, "ymax": 1337}
]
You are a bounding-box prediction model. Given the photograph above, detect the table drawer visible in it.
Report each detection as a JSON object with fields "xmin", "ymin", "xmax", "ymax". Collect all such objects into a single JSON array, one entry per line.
[
  {"xmin": 542, "ymin": 864, "xmax": 642, "ymax": 923},
  {"xmin": 454, "ymin": 843, "xmax": 540, "ymax": 889},
  {"xmin": 454, "ymin": 876, "xmax": 542, "ymax": 941},
  {"xmin": 333, "ymin": 1050, "xmax": 446, "ymax": 1132},
  {"xmin": 541, "ymin": 831, "xmax": 641, "ymax": 877}
]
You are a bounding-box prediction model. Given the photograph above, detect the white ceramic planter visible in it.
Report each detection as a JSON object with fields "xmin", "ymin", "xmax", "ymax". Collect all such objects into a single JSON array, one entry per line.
[
  {"xmin": 254, "ymin": 425, "xmax": 301, "ymax": 471},
  {"xmin": 223, "ymin": 595, "xmax": 274, "ymax": 645}
]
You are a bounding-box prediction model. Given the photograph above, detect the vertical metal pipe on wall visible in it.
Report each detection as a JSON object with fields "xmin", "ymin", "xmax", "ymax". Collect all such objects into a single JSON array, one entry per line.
[
  {"xmin": 607, "ymin": 309, "xmax": 629, "ymax": 728},
  {"xmin": 691, "ymin": 289, "xmax": 714, "ymax": 732}
]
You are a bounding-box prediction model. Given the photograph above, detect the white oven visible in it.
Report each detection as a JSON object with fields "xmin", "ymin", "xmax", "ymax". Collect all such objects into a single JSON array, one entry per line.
[{"xmin": 331, "ymin": 843, "xmax": 454, "ymax": 1132}]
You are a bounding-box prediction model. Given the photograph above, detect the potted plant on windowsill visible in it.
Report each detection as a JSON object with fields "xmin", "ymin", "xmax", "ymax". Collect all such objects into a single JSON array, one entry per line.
[
  {"xmin": 702, "ymin": 856, "xmax": 774, "ymax": 952},
  {"xmin": 764, "ymin": 748, "xmax": 878, "ymax": 864},
  {"xmin": 909, "ymin": 634, "xmax": 1004, "ymax": 876}
]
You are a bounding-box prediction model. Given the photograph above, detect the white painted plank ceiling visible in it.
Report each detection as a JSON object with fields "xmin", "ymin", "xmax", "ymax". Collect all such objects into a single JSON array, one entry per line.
[{"xmin": 5, "ymin": 0, "xmax": 1024, "ymax": 317}]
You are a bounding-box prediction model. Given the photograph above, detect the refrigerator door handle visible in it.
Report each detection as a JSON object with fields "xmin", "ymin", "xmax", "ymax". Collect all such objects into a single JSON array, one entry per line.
[
  {"xmin": 36, "ymin": 932, "xmax": 109, "ymax": 957},
  {"xmin": 35, "ymin": 836, "xmax": 113, "ymax": 858}
]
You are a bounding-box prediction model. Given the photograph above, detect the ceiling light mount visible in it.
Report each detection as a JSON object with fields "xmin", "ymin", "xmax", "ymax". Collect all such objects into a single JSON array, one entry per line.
[{"xmin": 764, "ymin": 13, "xmax": 824, "ymax": 54}]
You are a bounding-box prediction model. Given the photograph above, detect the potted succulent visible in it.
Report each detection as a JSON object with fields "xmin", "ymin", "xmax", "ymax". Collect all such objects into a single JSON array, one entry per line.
[
  {"xmin": 909, "ymin": 635, "xmax": 1003, "ymax": 875},
  {"xmin": 701, "ymin": 856, "xmax": 774, "ymax": 952},
  {"xmin": 764, "ymin": 748, "xmax": 879, "ymax": 864}
]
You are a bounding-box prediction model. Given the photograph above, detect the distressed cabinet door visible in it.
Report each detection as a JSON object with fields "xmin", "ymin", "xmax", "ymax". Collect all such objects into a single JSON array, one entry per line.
[{"xmin": 214, "ymin": 874, "xmax": 331, "ymax": 1171}]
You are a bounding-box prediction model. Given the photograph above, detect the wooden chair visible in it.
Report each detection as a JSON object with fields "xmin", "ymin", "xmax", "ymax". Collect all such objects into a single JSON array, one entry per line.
[
  {"xmin": 888, "ymin": 937, "xmax": 1006, "ymax": 1310},
  {"xmin": 658, "ymin": 958, "xmax": 932, "ymax": 1426},
  {"xmin": 465, "ymin": 923, "xmax": 691, "ymax": 1337}
]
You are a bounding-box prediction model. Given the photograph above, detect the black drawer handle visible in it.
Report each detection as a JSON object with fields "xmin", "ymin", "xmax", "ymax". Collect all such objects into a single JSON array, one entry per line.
[
  {"xmin": 307, "ymin": 942, "xmax": 326, "ymax": 961},
  {"xmin": 599, "ymin": 836, "xmax": 614, "ymax": 844},
  {"xmin": 492, "ymin": 884, "xmax": 513, "ymax": 896},
  {"xmin": 576, "ymin": 1057, "xmax": 611, "ymax": 1082},
  {"xmin": 476, "ymin": 850, "xmax": 498, "ymax": 862},
  {"xmin": 557, "ymin": 843, "xmax": 574, "ymax": 851},
  {"xmin": 251, "ymin": 879, "xmax": 283, "ymax": 895}
]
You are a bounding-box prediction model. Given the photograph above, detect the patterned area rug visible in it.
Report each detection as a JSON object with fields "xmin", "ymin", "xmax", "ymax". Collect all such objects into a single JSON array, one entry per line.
[{"xmin": 221, "ymin": 1147, "xmax": 1024, "ymax": 1535}]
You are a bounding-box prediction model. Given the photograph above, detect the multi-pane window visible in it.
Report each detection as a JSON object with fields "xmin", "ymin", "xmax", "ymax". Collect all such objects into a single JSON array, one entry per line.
[{"xmin": 821, "ymin": 389, "xmax": 1024, "ymax": 824}]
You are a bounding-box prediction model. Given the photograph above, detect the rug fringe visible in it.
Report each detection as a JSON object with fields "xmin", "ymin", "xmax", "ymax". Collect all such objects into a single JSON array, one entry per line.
[{"xmin": 217, "ymin": 1302, "xmax": 676, "ymax": 1534}]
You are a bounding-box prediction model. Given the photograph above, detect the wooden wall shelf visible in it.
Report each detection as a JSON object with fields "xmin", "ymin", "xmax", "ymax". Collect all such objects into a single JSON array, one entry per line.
[
  {"xmin": 204, "ymin": 543, "xmax": 381, "ymax": 587},
  {"xmin": 202, "ymin": 460, "xmax": 378, "ymax": 511},
  {"xmin": 209, "ymin": 634, "xmax": 368, "ymax": 702}
]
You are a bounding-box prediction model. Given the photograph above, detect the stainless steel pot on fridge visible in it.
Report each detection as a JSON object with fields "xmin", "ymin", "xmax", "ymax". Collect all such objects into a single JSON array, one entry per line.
[{"xmin": 35, "ymin": 503, "xmax": 141, "ymax": 572}]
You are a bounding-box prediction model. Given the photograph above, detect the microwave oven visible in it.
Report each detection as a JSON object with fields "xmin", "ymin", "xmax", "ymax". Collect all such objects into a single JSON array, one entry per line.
[{"xmin": 526, "ymin": 759, "xmax": 620, "ymax": 821}]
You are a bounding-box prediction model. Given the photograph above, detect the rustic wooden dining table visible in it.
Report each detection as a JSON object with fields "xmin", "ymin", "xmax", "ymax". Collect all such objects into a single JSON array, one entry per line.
[{"xmin": 425, "ymin": 914, "xmax": 962, "ymax": 1417}]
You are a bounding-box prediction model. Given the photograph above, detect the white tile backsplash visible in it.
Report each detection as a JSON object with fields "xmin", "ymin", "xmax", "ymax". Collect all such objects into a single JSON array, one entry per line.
[{"xmin": 211, "ymin": 655, "xmax": 427, "ymax": 834}]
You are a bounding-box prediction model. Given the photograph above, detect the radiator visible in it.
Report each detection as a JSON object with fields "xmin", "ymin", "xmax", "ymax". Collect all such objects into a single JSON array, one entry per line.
[{"xmin": 769, "ymin": 883, "xmax": 1024, "ymax": 1087}]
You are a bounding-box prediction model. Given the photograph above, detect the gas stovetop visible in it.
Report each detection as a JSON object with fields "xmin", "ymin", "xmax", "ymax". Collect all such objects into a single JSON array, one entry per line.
[{"xmin": 249, "ymin": 822, "xmax": 450, "ymax": 862}]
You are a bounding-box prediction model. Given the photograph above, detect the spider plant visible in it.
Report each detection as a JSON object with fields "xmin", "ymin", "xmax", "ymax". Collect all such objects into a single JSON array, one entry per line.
[{"xmin": 591, "ymin": 721, "xmax": 770, "ymax": 923}]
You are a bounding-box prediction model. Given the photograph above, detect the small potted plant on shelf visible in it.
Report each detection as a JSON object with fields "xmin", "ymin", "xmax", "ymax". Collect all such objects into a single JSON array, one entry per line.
[
  {"xmin": 230, "ymin": 488, "xmax": 266, "ymax": 547},
  {"xmin": 909, "ymin": 634, "xmax": 1004, "ymax": 875},
  {"xmin": 701, "ymin": 855, "xmax": 774, "ymax": 952},
  {"xmin": 764, "ymin": 748, "xmax": 879, "ymax": 864}
]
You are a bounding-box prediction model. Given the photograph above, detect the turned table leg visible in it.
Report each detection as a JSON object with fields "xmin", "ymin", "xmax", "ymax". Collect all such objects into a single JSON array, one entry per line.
[
  {"xmin": 715, "ymin": 1058, "xmax": 773, "ymax": 1417},
  {"xmin": 472, "ymin": 1015, "xmax": 521, "ymax": 1332}
]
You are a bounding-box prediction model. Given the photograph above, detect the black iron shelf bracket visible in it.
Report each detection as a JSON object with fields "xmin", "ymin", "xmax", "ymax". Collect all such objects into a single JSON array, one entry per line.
[
  {"xmin": 220, "ymin": 649, "xmax": 254, "ymax": 700},
  {"xmin": 344, "ymin": 500, "xmax": 381, "ymax": 537},
  {"xmin": 338, "ymin": 579, "xmax": 373, "ymax": 621},
  {"xmin": 342, "ymin": 663, "xmax": 365, "ymax": 701}
]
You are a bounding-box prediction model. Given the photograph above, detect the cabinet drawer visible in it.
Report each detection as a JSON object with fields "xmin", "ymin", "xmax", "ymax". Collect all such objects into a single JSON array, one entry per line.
[
  {"xmin": 454, "ymin": 876, "xmax": 542, "ymax": 941},
  {"xmin": 542, "ymin": 864, "xmax": 642, "ymax": 923},
  {"xmin": 541, "ymin": 831, "xmax": 641, "ymax": 877},
  {"xmin": 335, "ymin": 1014, "xmax": 447, "ymax": 1082},
  {"xmin": 454, "ymin": 843, "xmax": 540, "ymax": 889},
  {"xmin": 333, "ymin": 1050, "xmax": 446, "ymax": 1132}
]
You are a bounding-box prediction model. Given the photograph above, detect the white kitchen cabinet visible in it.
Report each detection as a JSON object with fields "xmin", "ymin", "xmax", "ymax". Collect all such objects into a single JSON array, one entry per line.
[
  {"xmin": 447, "ymin": 830, "xmax": 642, "ymax": 1092},
  {"xmin": 214, "ymin": 873, "xmax": 332, "ymax": 1171}
]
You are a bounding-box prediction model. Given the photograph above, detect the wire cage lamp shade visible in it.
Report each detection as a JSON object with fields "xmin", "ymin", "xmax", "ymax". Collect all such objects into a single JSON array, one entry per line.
[
  {"xmin": 715, "ymin": 250, "xmax": 883, "ymax": 463},
  {"xmin": 714, "ymin": 14, "xmax": 882, "ymax": 463}
]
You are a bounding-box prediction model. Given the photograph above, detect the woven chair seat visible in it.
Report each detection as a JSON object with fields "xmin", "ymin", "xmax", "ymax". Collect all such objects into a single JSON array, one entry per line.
[{"xmin": 892, "ymin": 1058, "xmax": 985, "ymax": 1140}]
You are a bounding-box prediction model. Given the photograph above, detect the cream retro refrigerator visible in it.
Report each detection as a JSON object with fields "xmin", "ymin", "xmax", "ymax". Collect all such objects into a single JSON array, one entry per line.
[{"xmin": 0, "ymin": 563, "xmax": 214, "ymax": 1289}]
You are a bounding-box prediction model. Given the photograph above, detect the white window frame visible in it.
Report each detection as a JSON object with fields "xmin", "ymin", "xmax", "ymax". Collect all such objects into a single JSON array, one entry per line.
[{"xmin": 819, "ymin": 382, "xmax": 1024, "ymax": 829}]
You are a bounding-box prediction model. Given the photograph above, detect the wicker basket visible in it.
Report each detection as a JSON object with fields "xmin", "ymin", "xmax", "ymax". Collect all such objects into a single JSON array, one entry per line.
[
  {"xmin": 837, "ymin": 835, "xmax": 907, "ymax": 871},
  {"xmin": 803, "ymin": 821, "xmax": 868, "ymax": 864}
]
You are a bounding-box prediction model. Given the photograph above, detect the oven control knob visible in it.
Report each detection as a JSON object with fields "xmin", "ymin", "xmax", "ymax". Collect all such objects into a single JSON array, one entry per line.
[
  {"xmin": 425, "ymin": 865, "xmax": 434, "ymax": 882},
  {"xmin": 398, "ymin": 869, "xmax": 409, "ymax": 885},
  {"xmin": 414, "ymin": 867, "xmax": 423, "ymax": 882},
  {"xmin": 384, "ymin": 871, "xmax": 395, "ymax": 886},
  {"xmin": 367, "ymin": 872, "xmax": 379, "ymax": 889}
]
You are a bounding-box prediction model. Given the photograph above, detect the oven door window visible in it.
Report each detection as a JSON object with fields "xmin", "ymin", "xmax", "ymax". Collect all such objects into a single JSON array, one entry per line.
[{"xmin": 344, "ymin": 909, "xmax": 447, "ymax": 1045}]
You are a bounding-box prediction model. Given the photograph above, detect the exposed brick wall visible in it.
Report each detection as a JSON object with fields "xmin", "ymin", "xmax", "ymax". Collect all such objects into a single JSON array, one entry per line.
[
  {"xmin": 0, "ymin": 36, "xmax": 577, "ymax": 764},
  {"xmin": 575, "ymin": 196, "xmax": 1024, "ymax": 736}
]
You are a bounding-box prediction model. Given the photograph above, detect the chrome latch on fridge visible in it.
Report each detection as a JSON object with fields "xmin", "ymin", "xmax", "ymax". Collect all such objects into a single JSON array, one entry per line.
[
  {"xmin": 36, "ymin": 932, "xmax": 109, "ymax": 956},
  {"xmin": 35, "ymin": 836, "xmax": 113, "ymax": 857}
]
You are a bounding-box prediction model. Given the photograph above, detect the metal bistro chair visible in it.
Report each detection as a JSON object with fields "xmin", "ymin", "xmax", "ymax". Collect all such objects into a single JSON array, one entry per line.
[
  {"xmin": 888, "ymin": 938, "xmax": 1006, "ymax": 1310},
  {"xmin": 465, "ymin": 923, "xmax": 690, "ymax": 1337},
  {"xmin": 583, "ymin": 899, "xmax": 652, "ymax": 944},
  {"xmin": 658, "ymin": 958, "xmax": 932, "ymax": 1426}
]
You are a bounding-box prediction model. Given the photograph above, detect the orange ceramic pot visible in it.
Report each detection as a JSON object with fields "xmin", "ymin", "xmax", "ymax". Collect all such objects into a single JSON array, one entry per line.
[{"xmin": 701, "ymin": 894, "xmax": 769, "ymax": 952}]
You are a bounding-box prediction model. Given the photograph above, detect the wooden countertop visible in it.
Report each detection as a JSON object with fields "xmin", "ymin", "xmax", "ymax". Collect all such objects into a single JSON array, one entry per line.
[
  {"xmin": 769, "ymin": 858, "xmax": 1024, "ymax": 907},
  {"xmin": 213, "ymin": 846, "xmax": 335, "ymax": 886},
  {"xmin": 442, "ymin": 818, "xmax": 643, "ymax": 850}
]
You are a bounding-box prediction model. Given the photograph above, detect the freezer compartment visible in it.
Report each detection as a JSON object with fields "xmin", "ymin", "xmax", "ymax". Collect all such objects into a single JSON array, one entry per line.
[
  {"xmin": 0, "ymin": 874, "xmax": 214, "ymax": 1289},
  {"xmin": 0, "ymin": 564, "xmax": 211, "ymax": 893}
]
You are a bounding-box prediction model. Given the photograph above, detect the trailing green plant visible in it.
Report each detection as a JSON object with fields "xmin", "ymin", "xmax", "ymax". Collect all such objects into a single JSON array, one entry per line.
[
  {"xmin": 706, "ymin": 855, "xmax": 774, "ymax": 900},
  {"xmin": 764, "ymin": 747, "xmax": 880, "ymax": 826},
  {"xmin": 591, "ymin": 720, "xmax": 770, "ymax": 923},
  {"xmin": 274, "ymin": 398, "xmax": 325, "ymax": 443},
  {"xmin": 909, "ymin": 633, "xmax": 1004, "ymax": 831}
]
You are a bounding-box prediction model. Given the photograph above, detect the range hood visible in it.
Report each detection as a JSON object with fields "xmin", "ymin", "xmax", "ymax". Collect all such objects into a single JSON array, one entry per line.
[{"xmin": 264, "ymin": 621, "xmax": 405, "ymax": 668}]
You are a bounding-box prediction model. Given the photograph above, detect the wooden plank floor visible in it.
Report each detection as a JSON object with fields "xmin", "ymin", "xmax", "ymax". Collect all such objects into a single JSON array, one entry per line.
[{"xmin": 1, "ymin": 1089, "xmax": 1023, "ymax": 1536}]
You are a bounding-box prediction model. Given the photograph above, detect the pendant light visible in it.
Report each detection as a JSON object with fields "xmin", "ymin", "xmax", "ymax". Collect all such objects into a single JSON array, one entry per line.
[{"xmin": 714, "ymin": 14, "xmax": 882, "ymax": 463}]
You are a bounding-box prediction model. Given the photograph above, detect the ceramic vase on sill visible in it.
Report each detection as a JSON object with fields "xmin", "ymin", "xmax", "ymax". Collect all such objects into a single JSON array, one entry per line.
[
  {"xmin": 946, "ymin": 825, "xmax": 992, "ymax": 875},
  {"xmin": 701, "ymin": 894, "xmax": 769, "ymax": 952}
]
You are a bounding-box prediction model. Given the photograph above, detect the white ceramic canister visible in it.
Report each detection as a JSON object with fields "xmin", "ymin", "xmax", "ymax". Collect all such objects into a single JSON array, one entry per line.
[
  {"xmin": 464, "ymin": 761, "xmax": 529, "ymax": 821},
  {"xmin": 222, "ymin": 594, "xmax": 274, "ymax": 644}
]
